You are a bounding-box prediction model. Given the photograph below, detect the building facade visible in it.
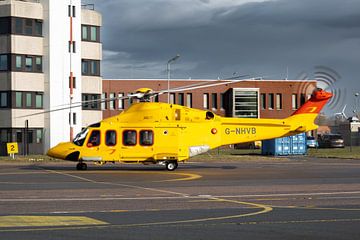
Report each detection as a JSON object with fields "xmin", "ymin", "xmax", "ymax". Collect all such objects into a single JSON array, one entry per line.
[
  {"xmin": 102, "ymin": 79, "xmax": 317, "ymax": 119},
  {"xmin": 0, "ymin": 0, "xmax": 102, "ymax": 155}
]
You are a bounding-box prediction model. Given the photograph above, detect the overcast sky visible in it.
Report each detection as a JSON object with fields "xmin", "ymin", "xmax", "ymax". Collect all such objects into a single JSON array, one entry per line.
[{"xmin": 90, "ymin": 0, "xmax": 360, "ymax": 114}]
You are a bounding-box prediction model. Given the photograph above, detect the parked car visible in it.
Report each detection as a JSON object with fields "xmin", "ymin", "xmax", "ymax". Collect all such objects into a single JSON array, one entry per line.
[
  {"xmin": 318, "ymin": 134, "xmax": 345, "ymax": 148},
  {"xmin": 306, "ymin": 136, "xmax": 318, "ymax": 148}
]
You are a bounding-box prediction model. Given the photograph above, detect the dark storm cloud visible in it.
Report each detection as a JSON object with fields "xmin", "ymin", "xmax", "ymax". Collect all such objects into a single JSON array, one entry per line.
[{"xmin": 92, "ymin": 0, "xmax": 359, "ymax": 111}]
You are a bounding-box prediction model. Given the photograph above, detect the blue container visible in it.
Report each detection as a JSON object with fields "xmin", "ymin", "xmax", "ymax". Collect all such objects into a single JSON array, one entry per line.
[{"xmin": 261, "ymin": 133, "xmax": 307, "ymax": 156}]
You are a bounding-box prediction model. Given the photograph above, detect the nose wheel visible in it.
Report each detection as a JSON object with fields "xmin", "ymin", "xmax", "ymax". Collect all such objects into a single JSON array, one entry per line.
[
  {"xmin": 165, "ymin": 161, "xmax": 178, "ymax": 171},
  {"xmin": 76, "ymin": 162, "xmax": 87, "ymax": 170}
]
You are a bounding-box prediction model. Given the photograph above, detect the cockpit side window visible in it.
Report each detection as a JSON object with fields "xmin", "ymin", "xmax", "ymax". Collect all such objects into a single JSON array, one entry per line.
[
  {"xmin": 140, "ymin": 130, "xmax": 153, "ymax": 146},
  {"xmin": 106, "ymin": 130, "xmax": 117, "ymax": 146},
  {"xmin": 87, "ymin": 130, "xmax": 100, "ymax": 147},
  {"xmin": 123, "ymin": 130, "xmax": 137, "ymax": 146},
  {"xmin": 73, "ymin": 128, "xmax": 89, "ymax": 146}
]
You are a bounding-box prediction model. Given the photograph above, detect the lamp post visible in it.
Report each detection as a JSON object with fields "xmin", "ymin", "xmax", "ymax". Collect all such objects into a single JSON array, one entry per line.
[
  {"xmin": 167, "ymin": 54, "xmax": 180, "ymax": 103},
  {"xmin": 355, "ymin": 92, "xmax": 359, "ymax": 117}
]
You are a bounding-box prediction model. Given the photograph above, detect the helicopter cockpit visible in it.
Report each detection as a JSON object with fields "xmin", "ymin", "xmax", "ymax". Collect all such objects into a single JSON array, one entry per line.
[{"xmin": 73, "ymin": 128, "xmax": 89, "ymax": 146}]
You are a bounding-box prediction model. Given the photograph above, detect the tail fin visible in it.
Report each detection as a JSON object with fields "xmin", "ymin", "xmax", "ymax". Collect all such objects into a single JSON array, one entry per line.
[
  {"xmin": 292, "ymin": 89, "xmax": 333, "ymax": 116},
  {"xmin": 286, "ymin": 89, "xmax": 332, "ymax": 133}
]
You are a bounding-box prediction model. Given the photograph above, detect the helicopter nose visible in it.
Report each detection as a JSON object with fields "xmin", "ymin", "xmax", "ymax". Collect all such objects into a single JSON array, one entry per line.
[{"xmin": 47, "ymin": 143, "xmax": 74, "ymax": 160}]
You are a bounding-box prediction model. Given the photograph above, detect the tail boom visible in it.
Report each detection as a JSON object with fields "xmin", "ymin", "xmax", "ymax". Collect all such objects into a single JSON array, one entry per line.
[{"xmin": 218, "ymin": 89, "xmax": 332, "ymax": 146}]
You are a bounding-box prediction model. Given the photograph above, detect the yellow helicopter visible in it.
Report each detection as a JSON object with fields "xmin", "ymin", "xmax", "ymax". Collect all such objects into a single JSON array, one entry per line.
[{"xmin": 47, "ymin": 86, "xmax": 332, "ymax": 171}]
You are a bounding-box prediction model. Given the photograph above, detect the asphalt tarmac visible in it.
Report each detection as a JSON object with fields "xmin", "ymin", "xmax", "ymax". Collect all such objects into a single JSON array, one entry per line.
[{"xmin": 0, "ymin": 157, "xmax": 360, "ymax": 240}]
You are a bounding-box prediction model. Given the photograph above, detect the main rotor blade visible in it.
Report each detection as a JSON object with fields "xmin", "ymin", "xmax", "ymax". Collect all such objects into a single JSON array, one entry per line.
[{"xmin": 15, "ymin": 75, "xmax": 269, "ymax": 118}]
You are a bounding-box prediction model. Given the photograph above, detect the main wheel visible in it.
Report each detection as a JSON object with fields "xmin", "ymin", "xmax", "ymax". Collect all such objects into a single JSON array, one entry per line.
[
  {"xmin": 76, "ymin": 162, "xmax": 87, "ymax": 170},
  {"xmin": 165, "ymin": 161, "xmax": 178, "ymax": 171}
]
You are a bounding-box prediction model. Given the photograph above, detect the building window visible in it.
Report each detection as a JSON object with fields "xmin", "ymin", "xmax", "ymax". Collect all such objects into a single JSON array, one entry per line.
[
  {"xmin": 82, "ymin": 94, "xmax": 100, "ymax": 110},
  {"xmin": 11, "ymin": 92, "xmax": 43, "ymax": 109},
  {"xmin": 90, "ymin": 26, "xmax": 97, "ymax": 41},
  {"xmin": 10, "ymin": 55, "xmax": 42, "ymax": 72},
  {"xmin": 118, "ymin": 93, "xmax": 124, "ymax": 109},
  {"xmin": 0, "ymin": 92, "xmax": 8, "ymax": 108},
  {"xmin": 220, "ymin": 93, "xmax": 225, "ymax": 110},
  {"xmin": 82, "ymin": 59, "xmax": 100, "ymax": 76},
  {"xmin": 16, "ymin": 130, "xmax": 22, "ymax": 143},
  {"xmin": 82, "ymin": 25, "xmax": 88, "ymax": 39},
  {"xmin": 106, "ymin": 130, "xmax": 117, "ymax": 146},
  {"xmin": 292, "ymin": 94, "xmax": 298, "ymax": 109},
  {"xmin": 90, "ymin": 61, "xmax": 98, "ymax": 75},
  {"xmin": 82, "ymin": 61, "xmax": 88, "ymax": 74},
  {"xmin": 260, "ymin": 93, "xmax": 266, "ymax": 110},
  {"xmin": 0, "ymin": 129, "xmax": 9, "ymax": 142},
  {"xmin": 26, "ymin": 93, "xmax": 32, "ymax": 107},
  {"xmin": 203, "ymin": 93, "xmax": 209, "ymax": 109},
  {"xmin": 15, "ymin": 18, "xmax": 22, "ymax": 34},
  {"xmin": 101, "ymin": 93, "xmax": 107, "ymax": 110},
  {"xmin": 211, "ymin": 93, "xmax": 217, "ymax": 110},
  {"xmin": 15, "ymin": 92, "xmax": 22, "ymax": 108},
  {"xmin": 276, "ymin": 93, "xmax": 282, "ymax": 110},
  {"xmin": 35, "ymin": 20, "xmax": 42, "ymax": 36},
  {"xmin": 12, "ymin": 17, "xmax": 42, "ymax": 36},
  {"xmin": 186, "ymin": 93, "xmax": 192, "ymax": 108},
  {"xmin": 73, "ymin": 113, "xmax": 77, "ymax": 125},
  {"xmin": 36, "ymin": 129, "xmax": 42, "ymax": 144},
  {"xmin": 15, "ymin": 55, "xmax": 22, "ymax": 69},
  {"xmin": 170, "ymin": 93, "xmax": 175, "ymax": 104},
  {"xmin": 0, "ymin": 54, "xmax": 8, "ymax": 71},
  {"xmin": 268, "ymin": 93, "xmax": 274, "ymax": 110},
  {"xmin": 300, "ymin": 93, "xmax": 306, "ymax": 106},
  {"xmin": 25, "ymin": 18, "xmax": 33, "ymax": 35},
  {"xmin": 123, "ymin": 130, "xmax": 137, "ymax": 146},
  {"xmin": 25, "ymin": 57, "xmax": 33, "ymax": 71},
  {"xmin": 27, "ymin": 130, "xmax": 33, "ymax": 144},
  {"xmin": 35, "ymin": 93, "xmax": 43, "ymax": 108},
  {"xmin": 233, "ymin": 89, "xmax": 258, "ymax": 118},
  {"xmin": 178, "ymin": 93, "xmax": 184, "ymax": 106},
  {"xmin": 109, "ymin": 93, "xmax": 115, "ymax": 110},
  {"xmin": 0, "ymin": 17, "xmax": 10, "ymax": 34},
  {"xmin": 81, "ymin": 25, "xmax": 100, "ymax": 42},
  {"xmin": 35, "ymin": 57, "xmax": 42, "ymax": 71},
  {"xmin": 140, "ymin": 130, "xmax": 153, "ymax": 146}
]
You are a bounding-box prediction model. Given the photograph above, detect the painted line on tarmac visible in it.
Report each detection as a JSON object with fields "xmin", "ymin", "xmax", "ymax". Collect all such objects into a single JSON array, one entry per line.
[
  {"xmin": 1, "ymin": 190, "xmax": 360, "ymax": 202},
  {"xmin": 0, "ymin": 199, "xmax": 272, "ymax": 232},
  {"xmin": 0, "ymin": 216, "xmax": 108, "ymax": 228},
  {"xmin": 0, "ymin": 171, "xmax": 52, "ymax": 176},
  {"xmin": 41, "ymin": 168, "xmax": 190, "ymax": 197},
  {"xmin": 273, "ymin": 205, "xmax": 360, "ymax": 211},
  {"xmin": 0, "ymin": 169, "xmax": 202, "ymax": 183},
  {"xmin": 207, "ymin": 191, "xmax": 360, "ymax": 199},
  {"xmin": 58, "ymin": 170, "xmax": 202, "ymax": 182}
]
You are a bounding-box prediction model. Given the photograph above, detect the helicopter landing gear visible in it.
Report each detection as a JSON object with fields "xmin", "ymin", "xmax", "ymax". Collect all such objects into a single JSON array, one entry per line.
[
  {"xmin": 165, "ymin": 161, "xmax": 178, "ymax": 171},
  {"xmin": 76, "ymin": 162, "xmax": 87, "ymax": 171}
]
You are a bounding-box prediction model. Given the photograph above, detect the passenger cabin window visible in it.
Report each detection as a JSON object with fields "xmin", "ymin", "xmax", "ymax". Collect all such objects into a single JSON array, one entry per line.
[
  {"xmin": 87, "ymin": 130, "xmax": 100, "ymax": 147},
  {"xmin": 106, "ymin": 130, "xmax": 117, "ymax": 146},
  {"xmin": 140, "ymin": 130, "xmax": 153, "ymax": 146},
  {"xmin": 123, "ymin": 130, "xmax": 136, "ymax": 146}
]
